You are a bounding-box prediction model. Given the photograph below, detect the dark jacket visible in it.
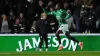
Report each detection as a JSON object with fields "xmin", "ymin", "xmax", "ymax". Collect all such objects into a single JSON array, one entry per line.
[
  {"xmin": 27, "ymin": 1, "xmax": 36, "ymax": 17},
  {"xmin": 12, "ymin": 24, "xmax": 21, "ymax": 33},
  {"xmin": 36, "ymin": 19, "xmax": 49, "ymax": 35},
  {"xmin": 47, "ymin": 15, "xmax": 58, "ymax": 33}
]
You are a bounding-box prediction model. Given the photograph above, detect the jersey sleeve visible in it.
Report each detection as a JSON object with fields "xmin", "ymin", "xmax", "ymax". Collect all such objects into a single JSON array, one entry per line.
[
  {"xmin": 65, "ymin": 14, "xmax": 71, "ymax": 20},
  {"xmin": 42, "ymin": 8, "xmax": 47, "ymax": 14},
  {"xmin": 42, "ymin": 8, "xmax": 55, "ymax": 15}
]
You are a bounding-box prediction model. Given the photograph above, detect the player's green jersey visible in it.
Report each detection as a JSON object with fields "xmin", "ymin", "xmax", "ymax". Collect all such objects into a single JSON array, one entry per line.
[{"xmin": 42, "ymin": 8, "xmax": 71, "ymax": 26}]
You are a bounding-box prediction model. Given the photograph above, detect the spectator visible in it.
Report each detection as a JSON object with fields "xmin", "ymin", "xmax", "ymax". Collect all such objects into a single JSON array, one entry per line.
[
  {"xmin": 80, "ymin": 0, "xmax": 89, "ymax": 33},
  {"xmin": 19, "ymin": 13, "xmax": 25, "ymax": 24},
  {"xmin": 26, "ymin": 0, "xmax": 37, "ymax": 33},
  {"xmin": 86, "ymin": 4, "xmax": 95, "ymax": 33},
  {"xmin": 55, "ymin": 3, "xmax": 60, "ymax": 10},
  {"xmin": 16, "ymin": 0, "xmax": 26, "ymax": 15},
  {"xmin": 35, "ymin": 0, "xmax": 44, "ymax": 20},
  {"xmin": 19, "ymin": 13, "xmax": 26, "ymax": 33},
  {"xmin": 96, "ymin": 19, "xmax": 100, "ymax": 33},
  {"xmin": 73, "ymin": 0, "xmax": 82, "ymax": 33},
  {"xmin": 47, "ymin": 7, "xmax": 58, "ymax": 33},
  {"xmin": 48, "ymin": 1, "xmax": 54, "ymax": 8},
  {"xmin": 8, "ymin": 10, "xmax": 16, "ymax": 33},
  {"xmin": 62, "ymin": 2, "xmax": 69, "ymax": 10},
  {"xmin": 93, "ymin": 1, "xmax": 100, "ymax": 33},
  {"xmin": 95, "ymin": 5, "xmax": 100, "ymax": 22},
  {"xmin": 29, "ymin": 0, "xmax": 44, "ymax": 33},
  {"xmin": 12, "ymin": 18, "xmax": 21, "ymax": 34},
  {"xmin": 0, "ymin": 0, "xmax": 99, "ymax": 33},
  {"xmin": 0, "ymin": 14, "xmax": 10, "ymax": 34},
  {"xmin": 66, "ymin": 10, "xmax": 75, "ymax": 32}
]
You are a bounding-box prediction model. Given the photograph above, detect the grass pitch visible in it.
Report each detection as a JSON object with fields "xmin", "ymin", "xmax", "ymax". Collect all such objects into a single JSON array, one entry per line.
[{"xmin": 0, "ymin": 51, "xmax": 100, "ymax": 56}]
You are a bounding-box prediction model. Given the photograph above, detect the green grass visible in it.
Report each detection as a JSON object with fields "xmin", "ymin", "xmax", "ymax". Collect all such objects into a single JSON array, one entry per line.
[{"xmin": 0, "ymin": 51, "xmax": 100, "ymax": 56}]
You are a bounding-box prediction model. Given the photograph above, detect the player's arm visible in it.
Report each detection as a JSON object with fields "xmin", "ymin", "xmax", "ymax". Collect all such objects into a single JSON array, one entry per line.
[
  {"xmin": 42, "ymin": 8, "xmax": 48, "ymax": 14},
  {"xmin": 65, "ymin": 14, "xmax": 71, "ymax": 20},
  {"xmin": 42, "ymin": 8, "xmax": 55, "ymax": 15}
]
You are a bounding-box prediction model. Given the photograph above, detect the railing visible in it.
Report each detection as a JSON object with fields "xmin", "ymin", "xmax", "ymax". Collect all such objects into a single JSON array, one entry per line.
[{"xmin": 0, "ymin": 33, "xmax": 100, "ymax": 36}]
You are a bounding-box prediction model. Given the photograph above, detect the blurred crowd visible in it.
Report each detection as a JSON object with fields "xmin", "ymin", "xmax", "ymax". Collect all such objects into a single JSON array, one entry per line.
[{"xmin": 0, "ymin": 0, "xmax": 100, "ymax": 34}]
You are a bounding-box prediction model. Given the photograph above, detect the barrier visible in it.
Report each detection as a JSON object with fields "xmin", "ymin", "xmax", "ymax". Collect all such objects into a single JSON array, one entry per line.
[{"xmin": 0, "ymin": 34, "xmax": 100, "ymax": 52}]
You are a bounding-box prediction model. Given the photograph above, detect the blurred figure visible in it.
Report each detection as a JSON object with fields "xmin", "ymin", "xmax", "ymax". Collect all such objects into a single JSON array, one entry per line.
[
  {"xmin": 95, "ymin": 5, "xmax": 100, "ymax": 21},
  {"xmin": 66, "ymin": 10, "xmax": 76, "ymax": 32},
  {"xmin": 8, "ymin": 10, "xmax": 16, "ymax": 33},
  {"xmin": 48, "ymin": 1, "xmax": 54, "ymax": 7},
  {"xmin": 26, "ymin": 0, "xmax": 37, "ymax": 33},
  {"xmin": 19, "ymin": 13, "xmax": 26, "ymax": 33},
  {"xmin": 19, "ymin": 13, "xmax": 25, "ymax": 25},
  {"xmin": 39, "ymin": 0, "xmax": 43, "ymax": 7},
  {"xmin": 35, "ymin": 0, "xmax": 44, "ymax": 20},
  {"xmin": 36, "ymin": 13, "xmax": 49, "ymax": 51},
  {"xmin": 47, "ymin": 7, "xmax": 58, "ymax": 33},
  {"xmin": 95, "ymin": 5, "xmax": 100, "ymax": 33},
  {"xmin": 96, "ymin": 19, "xmax": 100, "ymax": 33},
  {"xmin": 81, "ymin": 3, "xmax": 96, "ymax": 33},
  {"xmin": 80, "ymin": 0, "xmax": 90, "ymax": 33},
  {"xmin": 63, "ymin": 2, "xmax": 69, "ymax": 10},
  {"xmin": 55, "ymin": 3, "xmax": 60, "ymax": 10},
  {"xmin": 0, "ymin": 14, "xmax": 10, "ymax": 33},
  {"xmin": 12, "ymin": 18, "xmax": 21, "ymax": 34},
  {"xmin": 85, "ymin": 4, "xmax": 95, "ymax": 33},
  {"xmin": 30, "ymin": 0, "xmax": 44, "ymax": 33},
  {"xmin": 73, "ymin": 0, "xmax": 82, "ymax": 33},
  {"xmin": 16, "ymin": 0, "xmax": 26, "ymax": 15}
]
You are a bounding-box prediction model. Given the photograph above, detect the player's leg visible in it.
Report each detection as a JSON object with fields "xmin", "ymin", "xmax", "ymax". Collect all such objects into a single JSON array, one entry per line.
[
  {"xmin": 65, "ymin": 32, "xmax": 79, "ymax": 43},
  {"xmin": 55, "ymin": 30, "xmax": 62, "ymax": 45},
  {"xmin": 65, "ymin": 32, "xmax": 83, "ymax": 50},
  {"xmin": 43, "ymin": 34, "xmax": 48, "ymax": 51},
  {"xmin": 62, "ymin": 24, "xmax": 83, "ymax": 50},
  {"xmin": 55, "ymin": 30, "xmax": 63, "ymax": 51},
  {"xmin": 39, "ymin": 35, "xmax": 43, "ymax": 51}
]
